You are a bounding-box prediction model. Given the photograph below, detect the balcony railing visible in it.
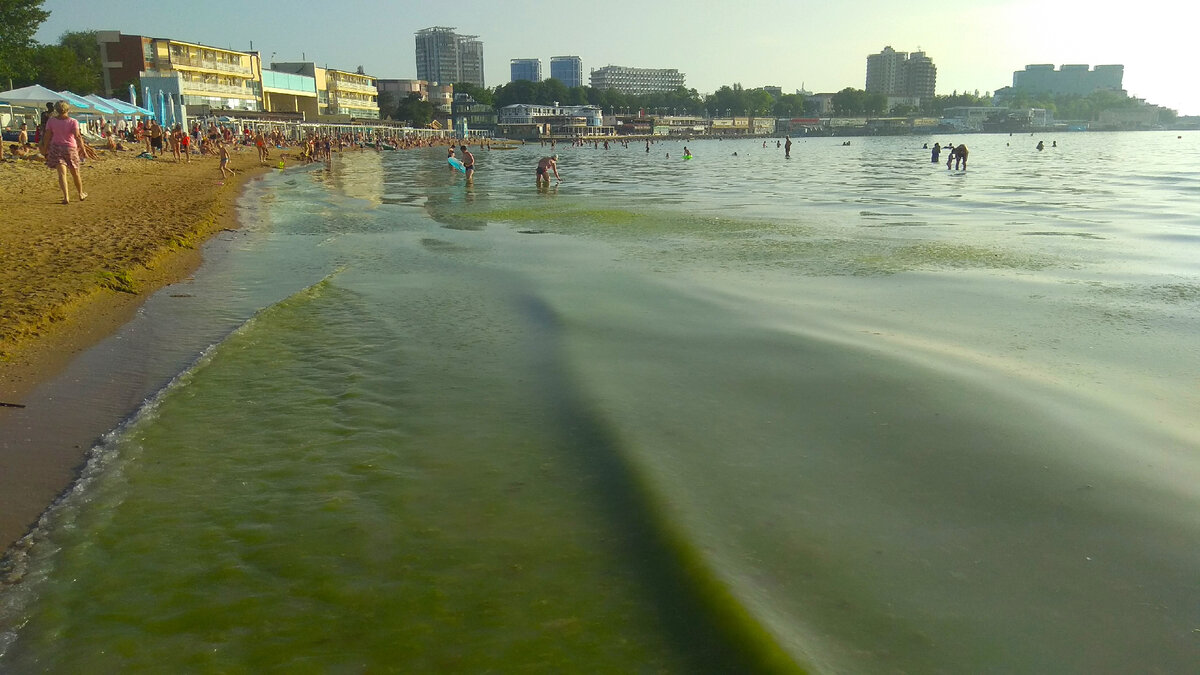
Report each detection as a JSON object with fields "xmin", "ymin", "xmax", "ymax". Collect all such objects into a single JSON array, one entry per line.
[
  {"xmin": 169, "ymin": 54, "xmax": 253, "ymax": 75},
  {"xmin": 181, "ymin": 81, "xmax": 257, "ymax": 97},
  {"xmin": 328, "ymin": 79, "xmax": 378, "ymax": 95}
]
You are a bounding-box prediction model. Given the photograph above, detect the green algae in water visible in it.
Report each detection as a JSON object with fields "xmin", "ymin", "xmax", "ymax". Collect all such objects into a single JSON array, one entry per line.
[
  {"xmin": 852, "ymin": 241, "xmax": 1056, "ymax": 275},
  {"xmin": 467, "ymin": 203, "xmax": 805, "ymax": 240},
  {"xmin": 3, "ymin": 275, "xmax": 803, "ymax": 673},
  {"xmin": 462, "ymin": 203, "xmax": 1059, "ymax": 278}
]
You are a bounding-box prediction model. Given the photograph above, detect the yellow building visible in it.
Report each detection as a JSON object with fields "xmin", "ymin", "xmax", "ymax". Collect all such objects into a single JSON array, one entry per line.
[
  {"xmin": 97, "ymin": 31, "xmax": 262, "ymax": 114},
  {"xmin": 325, "ymin": 68, "xmax": 380, "ymax": 119},
  {"xmin": 261, "ymin": 68, "xmax": 320, "ymax": 119}
]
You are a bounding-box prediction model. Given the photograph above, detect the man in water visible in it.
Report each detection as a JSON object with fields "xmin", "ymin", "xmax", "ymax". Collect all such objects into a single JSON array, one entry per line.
[
  {"xmin": 785, "ymin": 136, "xmax": 792, "ymax": 159},
  {"xmin": 931, "ymin": 142, "xmax": 941, "ymax": 163},
  {"xmin": 460, "ymin": 144, "xmax": 475, "ymax": 183},
  {"xmin": 536, "ymin": 155, "xmax": 560, "ymax": 187}
]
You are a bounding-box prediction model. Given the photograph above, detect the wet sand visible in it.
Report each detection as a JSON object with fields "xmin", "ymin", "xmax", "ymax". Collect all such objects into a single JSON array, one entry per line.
[{"xmin": 0, "ymin": 146, "xmax": 270, "ymax": 556}]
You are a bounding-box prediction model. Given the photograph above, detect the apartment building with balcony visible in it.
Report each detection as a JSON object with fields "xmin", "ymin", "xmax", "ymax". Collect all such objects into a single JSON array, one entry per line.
[
  {"xmin": 865, "ymin": 46, "xmax": 937, "ymax": 105},
  {"xmin": 415, "ymin": 27, "xmax": 485, "ymax": 87},
  {"xmin": 273, "ymin": 62, "xmax": 380, "ymax": 120},
  {"xmin": 96, "ymin": 31, "xmax": 262, "ymax": 115},
  {"xmin": 589, "ymin": 65, "xmax": 685, "ymax": 95},
  {"xmin": 326, "ymin": 68, "xmax": 380, "ymax": 119}
]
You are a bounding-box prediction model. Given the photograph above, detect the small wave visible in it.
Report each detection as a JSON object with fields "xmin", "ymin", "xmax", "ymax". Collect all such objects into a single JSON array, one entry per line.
[
  {"xmin": 1021, "ymin": 231, "xmax": 1107, "ymax": 239},
  {"xmin": 0, "ymin": 270, "xmax": 347, "ymax": 658}
]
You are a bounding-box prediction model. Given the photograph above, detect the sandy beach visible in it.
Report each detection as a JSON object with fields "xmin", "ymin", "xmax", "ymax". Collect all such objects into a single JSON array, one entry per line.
[{"xmin": 0, "ymin": 145, "xmax": 269, "ymax": 555}]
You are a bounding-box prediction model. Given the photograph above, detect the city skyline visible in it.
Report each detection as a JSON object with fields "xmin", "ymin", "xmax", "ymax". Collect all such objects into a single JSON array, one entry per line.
[{"xmin": 30, "ymin": 0, "xmax": 1196, "ymax": 116}]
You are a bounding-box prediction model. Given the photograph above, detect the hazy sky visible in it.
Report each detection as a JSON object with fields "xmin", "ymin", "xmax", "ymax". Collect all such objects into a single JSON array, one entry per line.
[{"xmin": 34, "ymin": 0, "xmax": 1196, "ymax": 115}]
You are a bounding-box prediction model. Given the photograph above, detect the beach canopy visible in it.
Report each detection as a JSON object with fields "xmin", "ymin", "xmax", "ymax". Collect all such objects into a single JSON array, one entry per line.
[
  {"xmin": 58, "ymin": 90, "xmax": 111, "ymax": 114},
  {"xmin": 85, "ymin": 94, "xmax": 137, "ymax": 116},
  {"xmin": 101, "ymin": 95, "xmax": 152, "ymax": 116},
  {"xmin": 0, "ymin": 83, "xmax": 64, "ymax": 107}
]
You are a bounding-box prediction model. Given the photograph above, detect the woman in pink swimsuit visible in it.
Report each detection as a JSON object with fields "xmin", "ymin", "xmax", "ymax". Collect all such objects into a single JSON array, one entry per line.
[{"xmin": 40, "ymin": 101, "xmax": 89, "ymax": 204}]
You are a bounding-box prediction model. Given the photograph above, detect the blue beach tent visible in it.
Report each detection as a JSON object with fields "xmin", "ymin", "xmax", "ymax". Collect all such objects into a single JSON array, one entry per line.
[
  {"xmin": 86, "ymin": 94, "xmax": 143, "ymax": 117},
  {"xmin": 107, "ymin": 96, "xmax": 152, "ymax": 117},
  {"xmin": 58, "ymin": 90, "xmax": 112, "ymax": 114}
]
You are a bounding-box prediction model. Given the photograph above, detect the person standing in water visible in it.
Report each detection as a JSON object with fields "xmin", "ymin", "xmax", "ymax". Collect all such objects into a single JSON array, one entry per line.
[
  {"xmin": 536, "ymin": 154, "xmax": 560, "ymax": 187},
  {"xmin": 931, "ymin": 142, "xmax": 941, "ymax": 163},
  {"xmin": 785, "ymin": 136, "xmax": 793, "ymax": 159},
  {"xmin": 460, "ymin": 145, "xmax": 475, "ymax": 183},
  {"xmin": 947, "ymin": 144, "xmax": 968, "ymax": 170}
]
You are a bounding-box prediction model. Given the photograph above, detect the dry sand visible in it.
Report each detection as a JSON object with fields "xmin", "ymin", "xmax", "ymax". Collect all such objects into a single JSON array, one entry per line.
[{"xmin": 0, "ymin": 146, "xmax": 270, "ymax": 556}]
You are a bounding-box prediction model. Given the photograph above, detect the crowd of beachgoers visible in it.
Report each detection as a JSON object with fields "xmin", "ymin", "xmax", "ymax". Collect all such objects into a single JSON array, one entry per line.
[{"xmin": 5, "ymin": 106, "xmax": 491, "ymax": 170}]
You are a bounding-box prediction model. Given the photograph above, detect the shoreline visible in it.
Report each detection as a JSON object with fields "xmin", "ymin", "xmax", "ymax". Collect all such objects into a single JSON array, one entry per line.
[{"xmin": 0, "ymin": 147, "xmax": 270, "ymax": 557}]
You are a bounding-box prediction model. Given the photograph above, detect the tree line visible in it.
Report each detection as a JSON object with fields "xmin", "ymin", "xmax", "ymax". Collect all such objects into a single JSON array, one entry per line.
[
  {"xmin": 1, "ymin": 0, "xmax": 101, "ymax": 92},
  {"xmin": 385, "ymin": 80, "xmax": 810, "ymax": 123}
]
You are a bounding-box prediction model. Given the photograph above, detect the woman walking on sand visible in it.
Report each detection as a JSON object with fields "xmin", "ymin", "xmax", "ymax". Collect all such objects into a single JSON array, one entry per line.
[{"xmin": 40, "ymin": 101, "xmax": 95, "ymax": 204}]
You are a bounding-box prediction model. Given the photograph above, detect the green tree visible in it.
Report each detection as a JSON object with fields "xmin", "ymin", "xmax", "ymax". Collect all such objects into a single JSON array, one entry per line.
[
  {"xmin": 395, "ymin": 92, "xmax": 435, "ymax": 127},
  {"xmin": 0, "ymin": 0, "xmax": 50, "ymax": 85},
  {"xmin": 32, "ymin": 31, "xmax": 102, "ymax": 92},
  {"xmin": 59, "ymin": 30, "xmax": 99, "ymax": 68},
  {"xmin": 831, "ymin": 87, "xmax": 864, "ymax": 116},
  {"xmin": 744, "ymin": 89, "xmax": 774, "ymax": 116},
  {"xmin": 773, "ymin": 93, "xmax": 805, "ymax": 117},
  {"xmin": 930, "ymin": 91, "xmax": 991, "ymax": 115},
  {"xmin": 706, "ymin": 84, "xmax": 745, "ymax": 116},
  {"xmin": 535, "ymin": 77, "xmax": 567, "ymax": 105},
  {"xmin": 865, "ymin": 92, "xmax": 888, "ymax": 116},
  {"xmin": 377, "ymin": 90, "xmax": 397, "ymax": 118},
  {"xmin": 564, "ymin": 85, "xmax": 589, "ymax": 106},
  {"xmin": 492, "ymin": 79, "xmax": 536, "ymax": 108},
  {"xmin": 452, "ymin": 81, "xmax": 493, "ymax": 106}
]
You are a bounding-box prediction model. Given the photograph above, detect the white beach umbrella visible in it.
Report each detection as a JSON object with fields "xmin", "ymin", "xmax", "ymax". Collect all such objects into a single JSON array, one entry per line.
[{"xmin": 0, "ymin": 84, "xmax": 64, "ymax": 107}]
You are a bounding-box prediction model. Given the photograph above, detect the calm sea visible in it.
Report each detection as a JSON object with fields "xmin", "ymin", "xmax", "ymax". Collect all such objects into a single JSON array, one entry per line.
[{"xmin": 2, "ymin": 132, "xmax": 1199, "ymax": 673}]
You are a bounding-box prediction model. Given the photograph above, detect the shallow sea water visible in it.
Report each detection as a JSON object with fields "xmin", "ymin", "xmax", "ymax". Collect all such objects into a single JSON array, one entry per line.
[{"xmin": 2, "ymin": 132, "xmax": 1199, "ymax": 673}]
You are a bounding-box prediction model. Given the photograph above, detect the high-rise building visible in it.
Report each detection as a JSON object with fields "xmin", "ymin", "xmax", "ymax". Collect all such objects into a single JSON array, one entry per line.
[
  {"xmin": 903, "ymin": 51, "xmax": 936, "ymax": 100},
  {"xmin": 458, "ymin": 36, "xmax": 485, "ymax": 88},
  {"xmin": 1012, "ymin": 64, "xmax": 1124, "ymax": 96},
  {"xmin": 589, "ymin": 65, "xmax": 684, "ymax": 95},
  {"xmin": 414, "ymin": 27, "xmax": 484, "ymax": 87},
  {"xmin": 549, "ymin": 56, "xmax": 583, "ymax": 88},
  {"xmin": 865, "ymin": 46, "xmax": 936, "ymax": 99},
  {"xmin": 510, "ymin": 58, "xmax": 541, "ymax": 83}
]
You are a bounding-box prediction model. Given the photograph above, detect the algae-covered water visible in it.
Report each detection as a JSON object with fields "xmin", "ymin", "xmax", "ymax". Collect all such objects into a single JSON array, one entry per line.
[{"xmin": 2, "ymin": 133, "xmax": 1199, "ymax": 673}]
